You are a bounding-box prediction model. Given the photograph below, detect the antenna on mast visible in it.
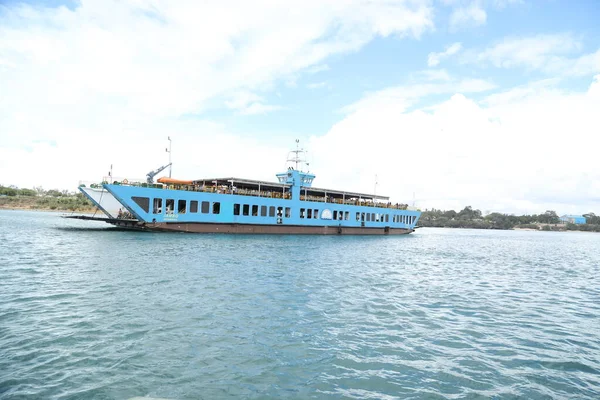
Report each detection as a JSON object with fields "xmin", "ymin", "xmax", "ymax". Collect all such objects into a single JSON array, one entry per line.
[
  {"xmin": 295, "ymin": 139, "xmax": 299, "ymax": 170},
  {"xmin": 166, "ymin": 136, "xmax": 172, "ymax": 178},
  {"xmin": 286, "ymin": 139, "xmax": 308, "ymax": 172}
]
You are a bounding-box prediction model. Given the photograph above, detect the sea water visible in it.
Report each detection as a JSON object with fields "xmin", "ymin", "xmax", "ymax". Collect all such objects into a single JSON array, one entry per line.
[{"xmin": 1, "ymin": 210, "xmax": 599, "ymax": 399}]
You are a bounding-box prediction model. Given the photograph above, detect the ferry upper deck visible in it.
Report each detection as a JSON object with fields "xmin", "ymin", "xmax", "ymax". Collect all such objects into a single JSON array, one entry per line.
[{"xmin": 141, "ymin": 175, "xmax": 409, "ymax": 210}]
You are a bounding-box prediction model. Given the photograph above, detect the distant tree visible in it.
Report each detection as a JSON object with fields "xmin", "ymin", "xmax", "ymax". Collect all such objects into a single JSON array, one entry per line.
[
  {"xmin": 46, "ymin": 189, "xmax": 63, "ymax": 197},
  {"xmin": 458, "ymin": 206, "xmax": 483, "ymax": 220},
  {"xmin": 583, "ymin": 213, "xmax": 600, "ymax": 225},
  {"xmin": 443, "ymin": 210, "xmax": 457, "ymax": 219},
  {"xmin": 18, "ymin": 188, "xmax": 36, "ymax": 196},
  {"xmin": 1, "ymin": 188, "xmax": 18, "ymax": 196},
  {"xmin": 538, "ymin": 210, "xmax": 560, "ymax": 224}
]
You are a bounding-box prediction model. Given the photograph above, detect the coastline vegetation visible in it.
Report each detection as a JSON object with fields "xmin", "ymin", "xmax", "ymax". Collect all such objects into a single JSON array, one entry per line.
[
  {"xmin": 0, "ymin": 185, "xmax": 95, "ymax": 212},
  {"xmin": 419, "ymin": 206, "xmax": 600, "ymax": 232}
]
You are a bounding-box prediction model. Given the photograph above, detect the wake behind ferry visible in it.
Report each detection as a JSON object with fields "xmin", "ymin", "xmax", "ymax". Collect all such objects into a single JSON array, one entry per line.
[{"xmin": 81, "ymin": 144, "xmax": 420, "ymax": 234}]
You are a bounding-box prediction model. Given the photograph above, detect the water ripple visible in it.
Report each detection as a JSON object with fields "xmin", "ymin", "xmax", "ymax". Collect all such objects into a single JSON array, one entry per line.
[{"xmin": 1, "ymin": 211, "xmax": 600, "ymax": 399}]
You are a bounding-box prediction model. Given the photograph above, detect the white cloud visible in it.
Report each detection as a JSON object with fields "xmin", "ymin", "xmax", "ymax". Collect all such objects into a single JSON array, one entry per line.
[
  {"xmin": 449, "ymin": 1, "xmax": 487, "ymax": 31},
  {"xmin": 413, "ymin": 69, "xmax": 452, "ymax": 82},
  {"xmin": 0, "ymin": 0, "xmax": 434, "ymax": 189},
  {"xmin": 225, "ymin": 91, "xmax": 283, "ymax": 115},
  {"xmin": 307, "ymin": 81, "xmax": 329, "ymax": 89},
  {"xmin": 427, "ymin": 42, "xmax": 462, "ymax": 67},
  {"xmin": 308, "ymin": 75, "xmax": 600, "ymax": 214},
  {"xmin": 467, "ymin": 33, "xmax": 582, "ymax": 69},
  {"xmin": 306, "ymin": 64, "xmax": 330, "ymax": 74},
  {"xmin": 343, "ymin": 77, "xmax": 496, "ymax": 113},
  {"xmin": 457, "ymin": 33, "xmax": 600, "ymax": 77}
]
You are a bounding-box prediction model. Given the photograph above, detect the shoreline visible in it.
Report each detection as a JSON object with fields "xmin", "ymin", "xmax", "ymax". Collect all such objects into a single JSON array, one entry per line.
[
  {"xmin": 0, "ymin": 206, "xmax": 99, "ymax": 215},
  {"xmin": 418, "ymin": 226, "xmax": 598, "ymax": 233}
]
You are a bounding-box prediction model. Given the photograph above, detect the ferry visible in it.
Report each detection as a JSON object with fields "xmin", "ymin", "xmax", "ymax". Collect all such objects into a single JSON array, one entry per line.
[{"xmin": 96, "ymin": 144, "xmax": 420, "ymax": 234}]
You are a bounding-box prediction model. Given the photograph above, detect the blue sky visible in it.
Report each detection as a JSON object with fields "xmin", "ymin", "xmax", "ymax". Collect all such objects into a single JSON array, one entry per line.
[{"xmin": 1, "ymin": 0, "xmax": 599, "ymax": 213}]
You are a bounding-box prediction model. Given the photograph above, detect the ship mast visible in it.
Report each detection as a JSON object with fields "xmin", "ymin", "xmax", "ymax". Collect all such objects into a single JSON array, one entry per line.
[{"xmin": 287, "ymin": 139, "xmax": 308, "ymax": 171}]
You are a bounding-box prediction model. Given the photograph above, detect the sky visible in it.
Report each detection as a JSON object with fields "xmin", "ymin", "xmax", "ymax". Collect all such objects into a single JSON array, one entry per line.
[{"xmin": 1, "ymin": 0, "xmax": 599, "ymax": 215}]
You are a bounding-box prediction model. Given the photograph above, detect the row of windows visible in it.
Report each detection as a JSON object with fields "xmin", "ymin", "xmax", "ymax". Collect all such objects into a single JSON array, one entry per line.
[
  {"xmin": 354, "ymin": 212, "xmax": 390, "ymax": 223},
  {"xmin": 234, "ymin": 204, "xmax": 291, "ymax": 218},
  {"xmin": 299, "ymin": 208, "xmax": 324, "ymax": 219},
  {"xmin": 132, "ymin": 197, "xmax": 221, "ymax": 215},
  {"xmin": 131, "ymin": 196, "xmax": 417, "ymax": 224},
  {"xmin": 394, "ymin": 215, "xmax": 416, "ymax": 224}
]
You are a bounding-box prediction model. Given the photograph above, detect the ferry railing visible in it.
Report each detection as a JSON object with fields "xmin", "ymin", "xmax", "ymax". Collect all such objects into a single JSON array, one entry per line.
[
  {"xmin": 298, "ymin": 195, "xmax": 409, "ymax": 210},
  {"xmin": 114, "ymin": 182, "xmax": 294, "ymax": 200},
  {"xmin": 111, "ymin": 181, "xmax": 410, "ymax": 210}
]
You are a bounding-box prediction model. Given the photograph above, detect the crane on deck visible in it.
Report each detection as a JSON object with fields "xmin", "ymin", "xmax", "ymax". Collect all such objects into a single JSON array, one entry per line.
[{"xmin": 146, "ymin": 163, "xmax": 172, "ymax": 184}]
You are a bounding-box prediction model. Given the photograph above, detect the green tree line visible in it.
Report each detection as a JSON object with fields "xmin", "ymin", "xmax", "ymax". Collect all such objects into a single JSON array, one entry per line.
[
  {"xmin": 0, "ymin": 184, "xmax": 94, "ymax": 211},
  {"xmin": 419, "ymin": 207, "xmax": 600, "ymax": 232}
]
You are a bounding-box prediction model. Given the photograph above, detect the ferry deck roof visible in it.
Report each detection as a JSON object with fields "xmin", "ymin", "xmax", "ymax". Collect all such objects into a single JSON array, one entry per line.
[{"xmin": 191, "ymin": 177, "xmax": 389, "ymax": 201}]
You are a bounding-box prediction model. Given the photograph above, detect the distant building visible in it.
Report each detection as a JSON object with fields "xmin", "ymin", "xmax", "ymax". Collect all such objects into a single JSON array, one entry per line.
[{"xmin": 560, "ymin": 215, "xmax": 586, "ymax": 224}]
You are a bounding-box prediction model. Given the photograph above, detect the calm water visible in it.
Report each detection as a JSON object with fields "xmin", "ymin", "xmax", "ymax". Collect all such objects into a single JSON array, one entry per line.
[{"xmin": 1, "ymin": 210, "xmax": 599, "ymax": 399}]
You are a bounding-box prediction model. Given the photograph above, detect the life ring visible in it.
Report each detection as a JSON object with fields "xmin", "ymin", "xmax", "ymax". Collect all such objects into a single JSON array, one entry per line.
[{"xmin": 122, "ymin": 179, "xmax": 129, "ymax": 184}]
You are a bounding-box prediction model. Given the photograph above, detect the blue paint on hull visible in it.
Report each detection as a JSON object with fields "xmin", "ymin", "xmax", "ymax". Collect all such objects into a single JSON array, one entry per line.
[{"xmin": 104, "ymin": 185, "xmax": 420, "ymax": 231}]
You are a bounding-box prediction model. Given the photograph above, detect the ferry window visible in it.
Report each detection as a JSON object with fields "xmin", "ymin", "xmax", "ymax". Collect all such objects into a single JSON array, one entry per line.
[
  {"xmin": 133, "ymin": 196, "xmax": 149, "ymax": 213},
  {"xmin": 233, "ymin": 203, "xmax": 240, "ymax": 216},
  {"xmin": 366, "ymin": 213, "xmax": 370, "ymax": 222},
  {"xmin": 252, "ymin": 205, "xmax": 258, "ymax": 216},
  {"xmin": 276, "ymin": 207, "xmax": 283, "ymax": 217},
  {"xmin": 201, "ymin": 201, "xmax": 210, "ymax": 214},
  {"xmin": 300, "ymin": 208, "xmax": 306, "ymax": 218},
  {"xmin": 307, "ymin": 209, "xmax": 312, "ymax": 219},
  {"xmin": 361, "ymin": 212, "xmax": 365, "ymax": 221},
  {"xmin": 285, "ymin": 207, "xmax": 291, "ymax": 218},
  {"xmin": 178, "ymin": 200, "xmax": 186, "ymax": 214},
  {"xmin": 269, "ymin": 206, "xmax": 276, "ymax": 217},
  {"xmin": 213, "ymin": 202, "xmax": 221, "ymax": 214},
  {"xmin": 190, "ymin": 200, "xmax": 198, "ymax": 213},
  {"xmin": 333, "ymin": 210, "xmax": 338, "ymax": 220},
  {"xmin": 313, "ymin": 209, "xmax": 319, "ymax": 220},
  {"xmin": 153, "ymin": 198, "xmax": 162, "ymax": 214},
  {"xmin": 261, "ymin": 205, "xmax": 267, "ymax": 217},
  {"xmin": 166, "ymin": 199, "xmax": 175, "ymax": 214},
  {"xmin": 375, "ymin": 214, "xmax": 379, "ymax": 222},
  {"xmin": 385, "ymin": 214, "xmax": 389, "ymax": 223},
  {"xmin": 243, "ymin": 204, "xmax": 250, "ymax": 216},
  {"xmin": 371, "ymin": 213, "xmax": 375, "ymax": 222},
  {"xmin": 356, "ymin": 212, "xmax": 360, "ymax": 221},
  {"xmin": 345, "ymin": 211, "xmax": 349, "ymax": 220}
]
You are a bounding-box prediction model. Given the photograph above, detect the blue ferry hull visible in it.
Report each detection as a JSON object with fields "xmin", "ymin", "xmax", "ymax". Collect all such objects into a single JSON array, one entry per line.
[
  {"xmin": 126, "ymin": 221, "xmax": 414, "ymax": 235},
  {"xmin": 103, "ymin": 172, "xmax": 420, "ymax": 235}
]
